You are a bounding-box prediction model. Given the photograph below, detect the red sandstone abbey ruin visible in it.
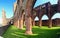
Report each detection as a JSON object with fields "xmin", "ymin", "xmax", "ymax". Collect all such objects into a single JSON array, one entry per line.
[{"xmin": 13, "ymin": 0, "xmax": 60, "ymax": 34}]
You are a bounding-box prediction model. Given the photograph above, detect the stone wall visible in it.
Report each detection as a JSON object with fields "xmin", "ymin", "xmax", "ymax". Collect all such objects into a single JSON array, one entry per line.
[
  {"xmin": 42, "ymin": 20, "xmax": 49, "ymax": 26},
  {"xmin": 35, "ymin": 18, "xmax": 60, "ymax": 26},
  {"xmin": 52, "ymin": 18, "xmax": 60, "ymax": 26}
]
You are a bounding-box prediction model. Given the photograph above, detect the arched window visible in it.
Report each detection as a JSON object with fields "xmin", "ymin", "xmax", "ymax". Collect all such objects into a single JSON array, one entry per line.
[
  {"xmin": 52, "ymin": 13, "xmax": 60, "ymax": 19},
  {"xmin": 34, "ymin": 16, "xmax": 39, "ymax": 21},
  {"xmin": 41, "ymin": 14, "xmax": 49, "ymax": 20}
]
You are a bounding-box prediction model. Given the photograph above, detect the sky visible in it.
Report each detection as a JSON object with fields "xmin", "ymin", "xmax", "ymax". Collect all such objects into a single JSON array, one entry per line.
[
  {"xmin": 0, "ymin": 0, "xmax": 16, "ymax": 18},
  {"xmin": 0, "ymin": 0, "xmax": 60, "ymax": 24},
  {"xmin": 0, "ymin": 0, "xmax": 16, "ymax": 24}
]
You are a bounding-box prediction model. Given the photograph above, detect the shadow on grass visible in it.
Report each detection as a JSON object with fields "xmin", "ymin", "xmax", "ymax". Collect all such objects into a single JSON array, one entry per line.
[
  {"xmin": 32, "ymin": 27, "xmax": 60, "ymax": 38},
  {"xmin": 2, "ymin": 25, "xmax": 60, "ymax": 38}
]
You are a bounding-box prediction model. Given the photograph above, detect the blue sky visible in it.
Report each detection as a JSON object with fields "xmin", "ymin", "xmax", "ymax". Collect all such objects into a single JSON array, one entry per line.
[
  {"xmin": 34, "ymin": 0, "xmax": 58, "ymax": 7},
  {"xmin": 0, "ymin": 0, "xmax": 60, "ymax": 22},
  {"xmin": 0, "ymin": 0, "xmax": 16, "ymax": 19}
]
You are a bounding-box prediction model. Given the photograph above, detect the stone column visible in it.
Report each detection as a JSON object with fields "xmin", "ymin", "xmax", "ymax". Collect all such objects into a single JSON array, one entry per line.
[
  {"xmin": 32, "ymin": 19, "xmax": 35, "ymax": 26},
  {"xmin": 25, "ymin": 15, "xmax": 32, "ymax": 34},
  {"xmin": 38, "ymin": 14, "xmax": 42, "ymax": 27},
  {"xmin": 39, "ymin": 19, "xmax": 42, "ymax": 27},
  {"xmin": 38, "ymin": 8, "xmax": 43, "ymax": 27},
  {"xmin": 14, "ymin": 10, "xmax": 19, "ymax": 28},
  {"xmin": 33, "ymin": 20, "xmax": 35, "ymax": 26},
  {"xmin": 25, "ymin": 0, "xmax": 36, "ymax": 35},
  {"xmin": 25, "ymin": 0, "xmax": 33, "ymax": 35},
  {"xmin": 48, "ymin": 18, "xmax": 52, "ymax": 28},
  {"xmin": 47, "ymin": 3, "xmax": 52, "ymax": 28},
  {"xmin": 14, "ymin": 16, "xmax": 18, "ymax": 28},
  {"xmin": 19, "ymin": 14, "xmax": 24, "ymax": 29},
  {"xmin": 13, "ymin": 1, "xmax": 18, "ymax": 28},
  {"xmin": 17, "ymin": 19, "xmax": 20, "ymax": 28},
  {"xmin": 15, "ymin": 0, "xmax": 24, "ymax": 29},
  {"xmin": 48, "ymin": 14, "xmax": 52, "ymax": 28}
]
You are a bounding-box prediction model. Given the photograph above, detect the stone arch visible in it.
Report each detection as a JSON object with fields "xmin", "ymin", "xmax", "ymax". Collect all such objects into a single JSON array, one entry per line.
[
  {"xmin": 41, "ymin": 14, "xmax": 49, "ymax": 26},
  {"xmin": 34, "ymin": 16, "xmax": 39, "ymax": 21},
  {"xmin": 51, "ymin": 13, "xmax": 60, "ymax": 26},
  {"xmin": 51, "ymin": 13, "xmax": 60, "ymax": 19},
  {"xmin": 31, "ymin": 10, "xmax": 37, "ymax": 26},
  {"xmin": 33, "ymin": 16, "xmax": 39, "ymax": 26},
  {"xmin": 41, "ymin": 14, "xmax": 49, "ymax": 20},
  {"xmin": 38, "ymin": 13, "xmax": 49, "ymax": 27}
]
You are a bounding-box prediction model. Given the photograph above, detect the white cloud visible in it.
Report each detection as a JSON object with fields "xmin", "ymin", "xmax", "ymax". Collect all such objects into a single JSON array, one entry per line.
[{"xmin": 0, "ymin": 18, "xmax": 2, "ymax": 24}]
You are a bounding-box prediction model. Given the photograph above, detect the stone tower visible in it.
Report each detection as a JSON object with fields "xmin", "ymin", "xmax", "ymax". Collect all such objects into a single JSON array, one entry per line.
[{"xmin": 2, "ymin": 8, "xmax": 7, "ymax": 26}]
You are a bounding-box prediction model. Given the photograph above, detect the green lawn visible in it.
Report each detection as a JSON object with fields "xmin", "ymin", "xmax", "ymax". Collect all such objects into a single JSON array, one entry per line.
[{"xmin": 2, "ymin": 25, "xmax": 60, "ymax": 38}]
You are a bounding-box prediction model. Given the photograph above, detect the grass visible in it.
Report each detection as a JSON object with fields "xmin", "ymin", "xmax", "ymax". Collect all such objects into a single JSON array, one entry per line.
[{"xmin": 2, "ymin": 25, "xmax": 60, "ymax": 38}]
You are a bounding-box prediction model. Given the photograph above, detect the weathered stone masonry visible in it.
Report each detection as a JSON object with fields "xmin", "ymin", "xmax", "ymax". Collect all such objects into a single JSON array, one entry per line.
[{"xmin": 13, "ymin": 0, "xmax": 60, "ymax": 34}]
